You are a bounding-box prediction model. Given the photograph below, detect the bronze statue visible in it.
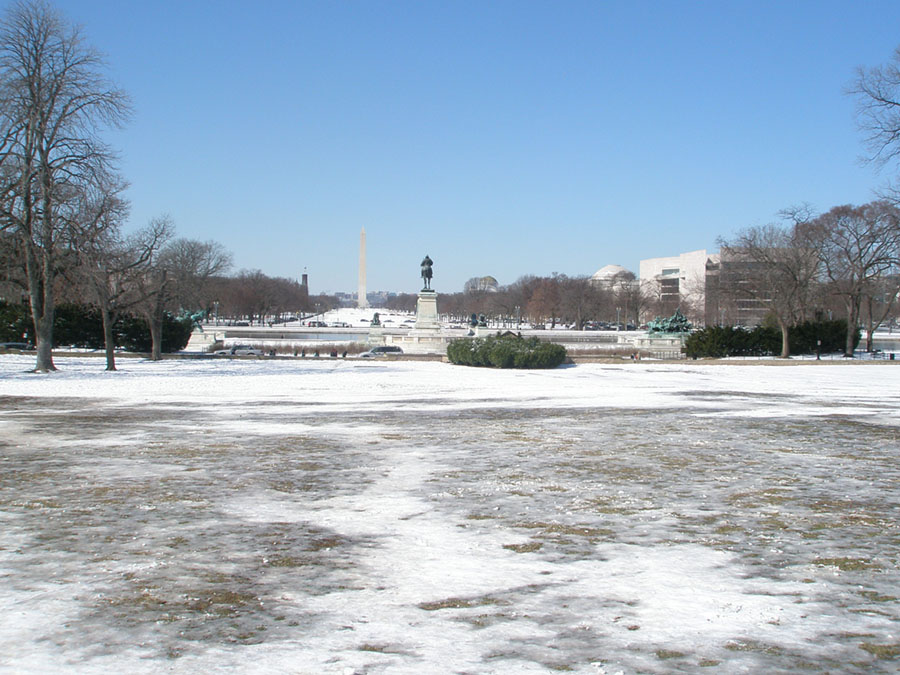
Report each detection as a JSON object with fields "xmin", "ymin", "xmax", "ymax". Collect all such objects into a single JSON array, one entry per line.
[
  {"xmin": 648, "ymin": 308, "xmax": 692, "ymax": 334},
  {"xmin": 420, "ymin": 255, "xmax": 433, "ymax": 290}
]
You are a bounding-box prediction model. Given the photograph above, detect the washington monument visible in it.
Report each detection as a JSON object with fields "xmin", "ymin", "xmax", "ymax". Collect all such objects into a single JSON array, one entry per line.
[{"xmin": 358, "ymin": 227, "xmax": 368, "ymax": 309}]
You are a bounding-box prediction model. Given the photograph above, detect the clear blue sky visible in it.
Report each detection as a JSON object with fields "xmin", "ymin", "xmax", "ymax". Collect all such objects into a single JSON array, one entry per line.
[{"xmin": 15, "ymin": 0, "xmax": 900, "ymax": 294}]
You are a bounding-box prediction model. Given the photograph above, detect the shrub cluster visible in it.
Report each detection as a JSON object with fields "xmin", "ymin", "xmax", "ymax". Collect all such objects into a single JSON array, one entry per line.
[
  {"xmin": 790, "ymin": 319, "xmax": 857, "ymax": 354},
  {"xmin": 0, "ymin": 300, "xmax": 31, "ymax": 343},
  {"xmin": 447, "ymin": 333, "xmax": 567, "ymax": 369},
  {"xmin": 683, "ymin": 320, "xmax": 857, "ymax": 358},
  {"xmin": 0, "ymin": 301, "xmax": 192, "ymax": 353},
  {"xmin": 117, "ymin": 313, "xmax": 193, "ymax": 353}
]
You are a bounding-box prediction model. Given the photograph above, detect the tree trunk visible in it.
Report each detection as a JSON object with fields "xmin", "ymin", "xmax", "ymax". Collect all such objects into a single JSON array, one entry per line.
[
  {"xmin": 778, "ymin": 319, "xmax": 790, "ymax": 358},
  {"xmin": 845, "ymin": 299, "xmax": 859, "ymax": 357},
  {"xmin": 30, "ymin": 283, "xmax": 56, "ymax": 373},
  {"xmin": 864, "ymin": 295, "xmax": 874, "ymax": 352},
  {"xmin": 149, "ymin": 303, "xmax": 163, "ymax": 361},
  {"xmin": 33, "ymin": 316, "xmax": 55, "ymax": 372},
  {"xmin": 101, "ymin": 306, "xmax": 117, "ymax": 371}
]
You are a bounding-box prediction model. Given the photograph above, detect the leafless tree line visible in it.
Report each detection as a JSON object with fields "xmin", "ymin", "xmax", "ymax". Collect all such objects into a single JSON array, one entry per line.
[
  {"xmin": 380, "ymin": 272, "xmax": 652, "ymax": 330},
  {"xmin": 0, "ymin": 2, "xmax": 239, "ymax": 370},
  {"xmin": 719, "ymin": 202, "xmax": 900, "ymax": 358},
  {"xmin": 206, "ymin": 270, "xmax": 314, "ymax": 326},
  {"xmin": 712, "ymin": 51, "xmax": 900, "ymax": 358}
]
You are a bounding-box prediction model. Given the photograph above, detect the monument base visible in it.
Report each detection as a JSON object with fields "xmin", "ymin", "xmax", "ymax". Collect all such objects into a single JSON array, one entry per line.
[
  {"xmin": 415, "ymin": 290, "xmax": 439, "ymax": 330},
  {"xmin": 619, "ymin": 332, "xmax": 686, "ymax": 359},
  {"xmin": 367, "ymin": 326, "xmax": 386, "ymax": 346}
]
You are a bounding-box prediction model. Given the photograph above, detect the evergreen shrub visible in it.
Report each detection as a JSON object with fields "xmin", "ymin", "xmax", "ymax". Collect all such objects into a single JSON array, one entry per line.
[
  {"xmin": 0, "ymin": 302, "xmax": 194, "ymax": 353},
  {"xmin": 54, "ymin": 303, "xmax": 105, "ymax": 348},
  {"xmin": 790, "ymin": 319, "xmax": 857, "ymax": 354},
  {"xmin": 0, "ymin": 301, "xmax": 31, "ymax": 343},
  {"xmin": 118, "ymin": 312, "xmax": 193, "ymax": 353},
  {"xmin": 683, "ymin": 320, "xmax": 858, "ymax": 358},
  {"xmin": 447, "ymin": 333, "xmax": 567, "ymax": 369}
]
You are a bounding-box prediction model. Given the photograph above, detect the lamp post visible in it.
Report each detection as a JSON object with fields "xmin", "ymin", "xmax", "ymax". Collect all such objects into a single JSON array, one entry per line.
[
  {"xmin": 616, "ymin": 307, "xmax": 621, "ymax": 330},
  {"xmin": 515, "ymin": 305, "xmax": 520, "ymax": 331},
  {"xmin": 815, "ymin": 309, "xmax": 823, "ymax": 360}
]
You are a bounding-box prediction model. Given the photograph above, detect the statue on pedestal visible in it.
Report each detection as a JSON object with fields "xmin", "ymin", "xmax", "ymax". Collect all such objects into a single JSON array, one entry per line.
[
  {"xmin": 648, "ymin": 308, "xmax": 692, "ymax": 334},
  {"xmin": 420, "ymin": 255, "xmax": 434, "ymax": 291}
]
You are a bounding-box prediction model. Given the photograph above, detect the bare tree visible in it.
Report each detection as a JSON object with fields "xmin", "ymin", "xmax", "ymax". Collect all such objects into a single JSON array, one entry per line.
[
  {"xmin": 128, "ymin": 231, "xmax": 232, "ymax": 359},
  {"xmin": 861, "ymin": 273, "xmax": 900, "ymax": 344},
  {"xmin": 527, "ymin": 276, "xmax": 562, "ymax": 328},
  {"xmin": 557, "ymin": 275, "xmax": 599, "ymax": 329},
  {"xmin": 719, "ymin": 214, "xmax": 820, "ymax": 358},
  {"xmin": 850, "ymin": 47, "xmax": 900, "ymax": 172},
  {"xmin": 77, "ymin": 214, "xmax": 171, "ymax": 370},
  {"xmin": 158, "ymin": 237, "xmax": 232, "ymax": 313},
  {"xmin": 0, "ymin": 0, "xmax": 130, "ymax": 371},
  {"xmin": 68, "ymin": 176, "xmax": 128, "ymax": 369},
  {"xmin": 808, "ymin": 201, "xmax": 900, "ymax": 355},
  {"xmin": 613, "ymin": 276, "xmax": 647, "ymax": 327},
  {"xmin": 131, "ymin": 215, "xmax": 175, "ymax": 360}
]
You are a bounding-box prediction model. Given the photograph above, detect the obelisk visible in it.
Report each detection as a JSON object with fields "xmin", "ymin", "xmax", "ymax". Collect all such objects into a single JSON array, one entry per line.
[{"xmin": 358, "ymin": 227, "xmax": 369, "ymax": 308}]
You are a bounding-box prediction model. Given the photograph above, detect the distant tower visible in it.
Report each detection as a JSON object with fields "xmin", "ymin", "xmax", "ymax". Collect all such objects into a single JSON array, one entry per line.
[
  {"xmin": 300, "ymin": 268, "xmax": 309, "ymax": 307},
  {"xmin": 358, "ymin": 227, "xmax": 369, "ymax": 308}
]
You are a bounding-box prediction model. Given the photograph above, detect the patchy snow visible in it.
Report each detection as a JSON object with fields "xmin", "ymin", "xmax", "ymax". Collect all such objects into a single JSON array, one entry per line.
[{"xmin": 1, "ymin": 355, "xmax": 899, "ymax": 673}]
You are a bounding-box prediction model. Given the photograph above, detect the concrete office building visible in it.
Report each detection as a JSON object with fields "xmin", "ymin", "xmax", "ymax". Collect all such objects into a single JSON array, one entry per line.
[{"xmin": 639, "ymin": 249, "xmax": 717, "ymax": 324}]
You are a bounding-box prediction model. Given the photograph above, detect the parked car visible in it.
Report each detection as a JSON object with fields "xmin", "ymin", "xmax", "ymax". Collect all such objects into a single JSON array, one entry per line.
[
  {"xmin": 214, "ymin": 345, "xmax": 264, "ymax": 356},
  {"xmin": 358, "ymin": 345, "xmax": 403, "ymax": 358},
  {"xmin": 0, "ymin": 342, "xmax": 34, "ymax": 351}
]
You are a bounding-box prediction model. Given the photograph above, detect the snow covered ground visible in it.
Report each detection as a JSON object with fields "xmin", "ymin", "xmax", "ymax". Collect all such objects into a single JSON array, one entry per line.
[{"xmin": 1, "ymin": 355, "xmax": 899, "ymax": 673}]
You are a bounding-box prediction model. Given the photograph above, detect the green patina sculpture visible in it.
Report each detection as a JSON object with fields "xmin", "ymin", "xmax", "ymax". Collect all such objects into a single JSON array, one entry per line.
[
  {"xmin": 420, "ymin": 254, "xmax": 434, "ymax": 290},
  {"xmin": 648, "ymin": 308, "xmax": 692, "ymax": 334},
  {"xmin": 178, "ymin": 309, "xmax": 207, "ymax": 332}
]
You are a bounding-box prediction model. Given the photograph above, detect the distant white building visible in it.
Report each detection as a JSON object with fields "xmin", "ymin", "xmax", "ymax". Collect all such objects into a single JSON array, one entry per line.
[
  {"xmin": 639, "ymin": 249, "xmax": 717, "ymax": 322},
  {"xmin": 590, "ymin": 264, "xmax": 635, "ymax": 289},
  {"xmin": 463, "ymin": 276, "xmax": 500, "ymax": 293}
]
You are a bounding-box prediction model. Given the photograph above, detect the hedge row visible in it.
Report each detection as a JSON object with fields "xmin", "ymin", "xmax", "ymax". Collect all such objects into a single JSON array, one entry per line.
[
  {"xmin": 447, "ymin": 333, "xmax": 567, "ymax": 369},
  {"xmin": 683, "ymin": 320, "xmax": 857, "ymax": 358},
  {"xmin": 0, "ymin": 301, "xmax": 193, "ymax": 353}
]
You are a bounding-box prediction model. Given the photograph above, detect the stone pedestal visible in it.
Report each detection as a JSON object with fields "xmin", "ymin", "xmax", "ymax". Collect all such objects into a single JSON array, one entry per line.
[
  {"xmin": 415, "ymin": 290, "xmax": 439, "ymax": 330},
  {"xmin": 619, "ymin": 332, "xmax": 687, "ymax": 359},
  {"xmin": 367, "ymin": 326, "xmax": 386, "ymax": 346},
  {"xmin": 186, "ymin": 327, "xmax": 221, "ymax": 352}
]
